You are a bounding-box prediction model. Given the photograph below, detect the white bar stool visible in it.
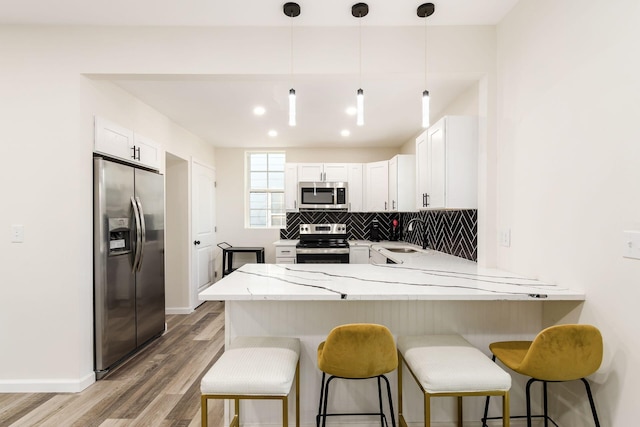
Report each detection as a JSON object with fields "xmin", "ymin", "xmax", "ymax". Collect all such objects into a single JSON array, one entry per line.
[
  {"xmin": 397, "ymin": 334, "xmax": 511, "ymax": 427},
  {"xmin": 200, "ymin": 336, "xmax": 300, "ymax": 427}
]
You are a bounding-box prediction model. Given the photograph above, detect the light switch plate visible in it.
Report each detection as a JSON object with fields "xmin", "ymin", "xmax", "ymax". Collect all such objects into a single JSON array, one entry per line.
[
  {"xmin": 11, "ymin": 225, "xmax": 24, "ymax": 243},
  {"xmin": 500, "ymin": 228, "xmax": 511, "ymax": 247},
  {"xmin": 623, "ymin": 231, "xmax": 640, "ymax": 259}
]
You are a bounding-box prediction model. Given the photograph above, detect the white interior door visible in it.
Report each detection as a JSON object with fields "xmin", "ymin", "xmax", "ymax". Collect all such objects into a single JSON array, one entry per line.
[{"xmin": 191, "ymin": 160, "xmax": 216, "ymax": 310}]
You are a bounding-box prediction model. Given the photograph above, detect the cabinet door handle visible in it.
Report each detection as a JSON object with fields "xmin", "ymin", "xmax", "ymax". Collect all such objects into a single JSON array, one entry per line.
[
  {"xmin": 426, "ymin": 194, "xmax": 430, "ymax": 207},
  {"xmin": 294, "ymin": 200, "xmax": 297, "ymax": 209},
  {"xmin": 194, "ymin": 240, "xmax": 201, "ymax": 245},
  {"xmin": 384, "ymin": 201, "xmax": 387, "ymax": 210},
  {"xmin": 422, "ymin": 193, "xmax": 427, "ymax": 207},
  {"xmin": 392, "ymin": 200, "xmax": 396, "ymax": 210},
  {"xmin": 131, "ymin": 146, "xmax": 137, "ymax": 160}
]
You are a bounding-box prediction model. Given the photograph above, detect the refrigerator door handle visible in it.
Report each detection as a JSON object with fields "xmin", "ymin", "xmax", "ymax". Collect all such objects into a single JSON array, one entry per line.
[
  {"xmin": 135, "ymin": 196, "xmax": 147, "ymax": 272},
  {"xmin": 131, "ymin": 196, "xmax": 143, "ymax": 273}
]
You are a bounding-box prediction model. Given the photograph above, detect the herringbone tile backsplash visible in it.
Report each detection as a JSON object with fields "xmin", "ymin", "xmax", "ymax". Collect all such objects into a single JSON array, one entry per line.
[{"xmin": 280, "ymin": 210, "xmax": 477, "ymax": 261}]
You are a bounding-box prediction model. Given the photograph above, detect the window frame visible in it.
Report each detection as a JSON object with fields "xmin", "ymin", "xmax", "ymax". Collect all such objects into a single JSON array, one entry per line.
[{"xmin": 245, "ymin": 150, "xmax": 286, "ymax": 229}]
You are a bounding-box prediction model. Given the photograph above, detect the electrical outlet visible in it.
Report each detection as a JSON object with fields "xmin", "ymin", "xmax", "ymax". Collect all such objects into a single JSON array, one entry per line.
[
  {"xmin": 500, "ymin": 229, "xmax": 511, "ymax": 247},
  {"xmin": 623, "ymin": 231, "xmax": 640, "ymax": 260},
  {"xmin": 11, "ymin": 225, "xmax": 24, "ymax": 243}
]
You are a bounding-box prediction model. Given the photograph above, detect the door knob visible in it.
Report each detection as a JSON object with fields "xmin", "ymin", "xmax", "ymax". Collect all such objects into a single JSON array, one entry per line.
[{"xmin": 194, "ymin": 240, "xmax": 201, "ymax": 245}]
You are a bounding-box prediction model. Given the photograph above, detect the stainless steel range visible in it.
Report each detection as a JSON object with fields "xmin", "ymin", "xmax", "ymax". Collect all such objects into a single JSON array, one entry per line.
[{"xmin": 296, "ymin": 223, "xmax": 350, "ymax": 264}]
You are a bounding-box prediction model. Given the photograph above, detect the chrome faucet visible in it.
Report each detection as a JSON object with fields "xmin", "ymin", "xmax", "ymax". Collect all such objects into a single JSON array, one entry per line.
[{"xmin": 407, "ymin": 218, "xmax": 429, "ymax": 250}]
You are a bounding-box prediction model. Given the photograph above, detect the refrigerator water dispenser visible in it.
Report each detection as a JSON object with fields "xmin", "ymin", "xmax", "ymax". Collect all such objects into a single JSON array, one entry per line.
[{"xmin": 108, "ymin": 217, "xmax": 131, "ymax": 255}]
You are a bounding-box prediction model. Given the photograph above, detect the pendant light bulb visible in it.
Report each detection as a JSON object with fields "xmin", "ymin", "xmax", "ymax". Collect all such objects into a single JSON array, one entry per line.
[
  {"xmin": 422, "ymin": 90, "xmax": 430, "ymax": 128},
  {"xmin": 356, "ymin": 88, "xmax": 364, "ymax": 126},
  {"xmin": 289, "ymin": 88, "xmax": 296, "ymax": 127}
]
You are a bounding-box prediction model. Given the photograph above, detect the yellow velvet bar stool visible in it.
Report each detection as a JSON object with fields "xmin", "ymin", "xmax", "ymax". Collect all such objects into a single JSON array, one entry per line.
[
  {"xmin": 316, "ymin": 323, "xmax": 398, "ymax": 427},
  {"xmin": 482, "ymin": 324, "xmax": 603, "ymax": 427}
]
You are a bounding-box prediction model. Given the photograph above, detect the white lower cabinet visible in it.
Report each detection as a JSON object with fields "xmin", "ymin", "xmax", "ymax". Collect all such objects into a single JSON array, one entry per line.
[
  {"xmin": 349, "ymin": 245, "xmax": 370, "ymax": 264},
  {"xmin": 275, "ymin": 245, "xmax": 296, "ymax": 264}
]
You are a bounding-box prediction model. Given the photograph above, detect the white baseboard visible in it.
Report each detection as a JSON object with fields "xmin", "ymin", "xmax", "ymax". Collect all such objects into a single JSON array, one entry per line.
[{"xmin": 0, "ymin": 371, "xmax": 95, "ymax": 393}]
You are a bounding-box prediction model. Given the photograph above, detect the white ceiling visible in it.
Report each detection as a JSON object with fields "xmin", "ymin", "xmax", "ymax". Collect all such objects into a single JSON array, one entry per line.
[{"xmin": 0, "ymin": 0, "xmax": 519, "ymax": 148}]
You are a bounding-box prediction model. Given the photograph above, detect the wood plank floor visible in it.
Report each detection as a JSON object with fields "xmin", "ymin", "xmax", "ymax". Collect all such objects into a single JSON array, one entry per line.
[{"xmin": 0, "ymin": 301, "xmax": 226, "ymax": 427}]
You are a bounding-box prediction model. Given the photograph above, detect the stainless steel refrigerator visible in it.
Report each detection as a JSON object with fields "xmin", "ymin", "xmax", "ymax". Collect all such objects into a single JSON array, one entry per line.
[{"xmin": 93, "ymin": 157, "xmax": 165, "ymax": 379}]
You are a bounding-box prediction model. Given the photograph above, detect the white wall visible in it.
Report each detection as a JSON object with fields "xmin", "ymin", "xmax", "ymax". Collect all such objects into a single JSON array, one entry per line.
[
  {"xmin": 496, "ymin": 0, "xmax": 640, "ymax": 425},
  {"xmin": 165, "ymin": 154, "xmax": 190, "ymax": 312}
]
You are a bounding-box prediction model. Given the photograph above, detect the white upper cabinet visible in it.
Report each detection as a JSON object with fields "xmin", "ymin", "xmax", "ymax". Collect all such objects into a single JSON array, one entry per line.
[
  {"xmin": 297, "ymin": 163, "xmax": 323, "ymax": 181},
  {"xmin": 347, "ymin": 163, "xmax": 364, "ymax": 212},
  {"xmin": 416, "ymin": 115, "xmax": 478, "ymax": 209},
  {"xmin": 133, "ymin": 133, "xmax": 162, "ymax": 171},
  {"xmin": 94, "ymin": 116, "xmax": 162, "ymax": 171},
  {"xmin": 364, "ymin": 160, "xmax": 389, "ymax": 212},
  {"xmin": 284, "ymin": 163, "xmax": 298, "ymax": 212},
  {"xmin": 94, "ymin": 116, "xmax": 134, "ymax": 161},
  {"xmin": 297, "ymin": 163, "xmax": 349, "ymax": 182},
  {"xmin": 388, "ymin": 154, "xmax": 416, "ymax": 212},
  {"xmin": 323, "ymin": 163, "xmax": 349, "ymax": 182},
  {"xmin": 415, "ymin": 130, "xmax": 429, "ymax": 209}
]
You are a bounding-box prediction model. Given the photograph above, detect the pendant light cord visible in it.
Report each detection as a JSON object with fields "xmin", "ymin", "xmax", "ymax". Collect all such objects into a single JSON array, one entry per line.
[
  {"xmin": 424, "ymin": 14, "xmax": 427, "ymax": 90},
  {"xmin": 359, "ymin": 11, "xmax": 362, "ymax": 88},
  {"xmin": 290, "ymin": 11, "xmax": 294, "ymax": 88}
]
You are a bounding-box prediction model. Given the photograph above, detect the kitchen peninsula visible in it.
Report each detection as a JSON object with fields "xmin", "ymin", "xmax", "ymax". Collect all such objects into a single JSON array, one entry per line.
[{"xmin": 199, "ymin": 249, "xmax": 585, "ymax": 425}]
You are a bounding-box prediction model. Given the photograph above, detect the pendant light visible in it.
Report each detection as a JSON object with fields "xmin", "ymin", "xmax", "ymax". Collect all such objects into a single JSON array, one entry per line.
[
  {"xmin": 352, "ymin": 3, "xmax": 368, "ymax": 126},
  {"xmin": 418, "ymin": 3, "xmax": 435, "ymax": 128},
  {"xmin": 283, "ymin": 2, "xmax": 300, "ymax": 127}
]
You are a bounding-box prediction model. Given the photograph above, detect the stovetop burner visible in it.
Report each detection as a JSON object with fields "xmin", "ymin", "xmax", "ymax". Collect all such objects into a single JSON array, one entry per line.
[
  {"xmin": 296, "ymin": 239, "xmax": 349, "ymax": 249},
  {"xmin": 297, "ymin": 223, "xmax": 348, "ymax": 249}
]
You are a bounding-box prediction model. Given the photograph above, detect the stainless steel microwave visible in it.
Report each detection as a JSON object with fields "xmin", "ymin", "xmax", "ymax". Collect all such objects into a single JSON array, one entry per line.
[{"xmin": 299, "ymin": 182, "xmax": 348, "ymax": 210}]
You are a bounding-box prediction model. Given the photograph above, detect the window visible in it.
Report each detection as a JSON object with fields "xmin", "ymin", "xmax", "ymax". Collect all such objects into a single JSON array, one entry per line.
[{"xmin": 246, "ymin": 151, "xmax": 286, "ymax": 228}]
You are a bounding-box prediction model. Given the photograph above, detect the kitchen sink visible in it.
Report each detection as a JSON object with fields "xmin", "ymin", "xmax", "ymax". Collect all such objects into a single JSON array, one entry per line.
[{"xmin": 384, "ymin": 247, "xmax": 419, "ymax": 253}]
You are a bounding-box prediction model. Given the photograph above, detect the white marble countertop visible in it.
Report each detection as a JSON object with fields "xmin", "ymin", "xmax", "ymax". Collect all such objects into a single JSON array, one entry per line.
[{"xmin": 199, "ymin": 249, "xmax": 585, "ymax": 301}]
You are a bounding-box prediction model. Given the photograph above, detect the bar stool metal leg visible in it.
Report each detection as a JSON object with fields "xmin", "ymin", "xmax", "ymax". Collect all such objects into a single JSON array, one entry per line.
[{"xmin": 581, "ymin": 378, "xmax": 601, "ymax": 427}]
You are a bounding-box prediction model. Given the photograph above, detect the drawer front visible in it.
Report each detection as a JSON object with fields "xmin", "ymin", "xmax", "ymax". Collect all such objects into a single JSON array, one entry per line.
[
  {"xmin": 276, "ymin": 257, "xmax": 296, "ymax": 264},
  {"xmin": 276, "ymin": 247, "xmax": 296, "ymax": 258}
]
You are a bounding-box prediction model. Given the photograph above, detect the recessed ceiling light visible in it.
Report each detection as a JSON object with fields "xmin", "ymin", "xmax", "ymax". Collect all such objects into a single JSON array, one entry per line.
[
  {"xmin": 268, "ymin": 130, "xmax": 278, "ymax": 137},
  {"xmin": 345, "ymin": 107, "xmax": 357, "ymax": 116},
  {"xmin": 253, "ymin": 106, "xmax": 266, "ymax": 116},
  {"xmin": 341, "ymin": 129, "xmax": 351, "ymax": 137}
]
